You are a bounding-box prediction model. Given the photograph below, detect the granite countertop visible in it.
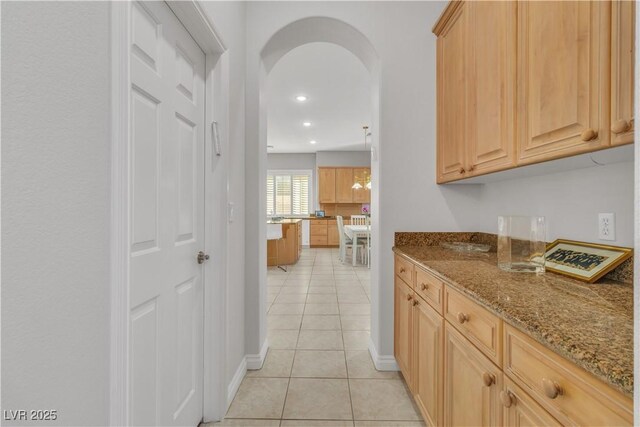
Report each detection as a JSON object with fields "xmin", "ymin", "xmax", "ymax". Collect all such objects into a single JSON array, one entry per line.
[
  {"xmin": 393, "ymin": 245, "xmax": 634, "ymax": 397},
  {"xmin": 266, "ymin": 218, "xmax": 303, "ymax": 224}
]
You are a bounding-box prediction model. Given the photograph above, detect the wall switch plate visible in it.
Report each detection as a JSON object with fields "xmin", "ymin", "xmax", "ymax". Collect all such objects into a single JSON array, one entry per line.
[
  {"xmin": 228, "ymin": 202, "xmax": 235, "ymax": 223},
  {"xmin": 598, "ymin": 213, "xmax": 615, "ymax": 241}
]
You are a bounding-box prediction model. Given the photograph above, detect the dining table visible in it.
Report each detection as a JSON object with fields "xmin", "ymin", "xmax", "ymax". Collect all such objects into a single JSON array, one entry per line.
[{"xmin": 343, "ymin": 224, "xmax": 371, "ymax": 267}]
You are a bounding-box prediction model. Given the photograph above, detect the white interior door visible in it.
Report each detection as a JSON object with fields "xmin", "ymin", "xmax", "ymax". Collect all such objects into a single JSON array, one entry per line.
[{"xmin": 129, "ymin": 1, "xmax": 206, "ymax": 425}]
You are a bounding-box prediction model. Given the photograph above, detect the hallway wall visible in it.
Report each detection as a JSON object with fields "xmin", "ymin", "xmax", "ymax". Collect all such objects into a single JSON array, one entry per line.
[
  {"xmin": 244, "ymin": 1, "xmax": 635, "ymax": 362},
  {"xmin": 2, "ymin": 2, "xmax": 111, "ymax": 425}
]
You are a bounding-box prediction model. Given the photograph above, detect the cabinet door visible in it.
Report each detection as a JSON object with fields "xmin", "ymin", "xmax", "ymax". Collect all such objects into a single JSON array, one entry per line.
[
  {"xmin": 501, "ymin": 378, "xmax": 561, "ymax": 427},
  {"xmin": 611, "ymin": 0, "xmax": 635, "ymax": 146},
  {"xmin": 444, "ymin": 323, "xmax": 502, "ymax": 427},
  {"xmin": 436, "ymin": 3, "xmax": 468, "ymax": 183},
  {"xmin": 352, "ymin": 167, "xmax": 370, "ymax": 203},
  {"xmin": 467, "ymin": 1, "xmax": 516, "ymax": 176},
  {"xmin": 335, "ymin": 168, "xmax": 354, "ymax": 203},
  {"xmin": 517, "ymin": 1, "xmax": 610, "ymax": 164},
  {"xmin": 318, "ymin": 168, "xmax": 336, "ymax": 203},
  {"xmin": 413, "ymin": 297, "xmax": 444, "ymax": 427},
  {"xmin": 327, "ymin": 221, "xmax": 339, "ymax": 246},
  {"xmin": 394, "ymin": 279, "xmax": 413, "ymax": 388}
]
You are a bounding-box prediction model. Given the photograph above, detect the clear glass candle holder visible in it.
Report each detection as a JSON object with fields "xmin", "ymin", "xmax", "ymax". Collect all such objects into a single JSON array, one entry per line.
[{"xmin": 497, "ymin": 216, "xmax": 546, "ymax": 274}]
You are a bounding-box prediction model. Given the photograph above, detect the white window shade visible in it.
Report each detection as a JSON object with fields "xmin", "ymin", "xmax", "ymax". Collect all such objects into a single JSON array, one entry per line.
[{"xmin": 267, "ymin": 170, "xmax": 312, "ymax": 216}]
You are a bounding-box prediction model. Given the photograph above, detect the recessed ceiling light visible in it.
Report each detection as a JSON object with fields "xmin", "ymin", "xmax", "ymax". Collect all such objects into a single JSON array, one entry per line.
[
  {"xmin": 295, "ymin": 95, "xmax": 308, "ymax": 102},
  {"xmin": 303, "ymin": 121, "xmax": 312, "ymax": 127},
  {"xmin": 309, "ymin": 140, "xmax": 317, "ymax": 144}
]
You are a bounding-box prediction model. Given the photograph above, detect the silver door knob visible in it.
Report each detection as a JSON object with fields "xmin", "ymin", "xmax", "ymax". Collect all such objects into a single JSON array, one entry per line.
[{"xmin": 197, "ymin": 251, "xmax": 210, "ymax": 264}]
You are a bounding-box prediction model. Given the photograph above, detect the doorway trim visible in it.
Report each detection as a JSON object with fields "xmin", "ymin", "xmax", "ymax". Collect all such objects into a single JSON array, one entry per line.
[{"xmin": 110, "ymin": 2, "xmax": 227, "ymax": 424}]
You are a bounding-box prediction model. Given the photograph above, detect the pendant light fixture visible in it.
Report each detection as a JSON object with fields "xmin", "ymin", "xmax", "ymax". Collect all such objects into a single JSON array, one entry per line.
[{"xmin": 353, "ymin": 126, "xmax": 370, "ymax": 190}]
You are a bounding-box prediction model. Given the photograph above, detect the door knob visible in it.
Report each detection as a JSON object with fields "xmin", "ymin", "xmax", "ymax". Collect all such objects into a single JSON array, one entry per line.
[
  {"xmin": 581, "ymin": 128, "xmax": 598, "ymax": 141},
  {"xmin": 482, "ymin": 372, "xmax": 495, "ymax": 387},
  {"xmin": 612, "ymin": 119, "xmax": 631, "ymax": 134},
  {"xmin": 457, "ymin": 312, "xmax": 469, "ymax": 324},
  {"xmin": 500, "ymin": 390, "xmax": 514, "ymax": 408},
  {"xmin": 541, "ymin": 378, "xmax": 563, "ymax": 399},
  {"xmin": 197, "ymin": 251, "xmax": 210, "ymax": 264}
]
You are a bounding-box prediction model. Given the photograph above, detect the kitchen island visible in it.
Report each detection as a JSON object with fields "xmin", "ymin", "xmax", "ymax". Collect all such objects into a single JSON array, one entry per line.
[{"xmin": 267, "ymin": 218, "xmax": 302, "ymax": 266}]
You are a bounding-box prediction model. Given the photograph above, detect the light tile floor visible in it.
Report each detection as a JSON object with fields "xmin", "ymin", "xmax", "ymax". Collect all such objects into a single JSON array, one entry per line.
[{"xmin": 207, "ymin": 248, "xmax": 424, "ymax": 427}]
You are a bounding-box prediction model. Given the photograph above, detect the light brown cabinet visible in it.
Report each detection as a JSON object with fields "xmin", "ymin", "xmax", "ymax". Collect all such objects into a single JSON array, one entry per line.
[
  {"xmin": 394, "ymin": 254, "xmax": 633, "ymax": 426},
  {"xmin": 412, "ymin": 296, "xmax": 444, "ymax": 427},
  {"xmin": 434, "ymin": 0, "xmax": 634, "ymax": 183},
  {"xmin": 444, "ymin": 323, "xmax": 502, "ymax": 427},
  {"xmin": 517, "ymin": 1, "xmax": 610, "ymax": 164},
  {"xmin": 318, "ymin": 168, "xmax": 336, "ymax": 203},
  {"xmin": 611, "ymin": 0, "xmax": 635, "ymax": 146},
  {"xmin": 352, "ymin": 167, "xmax": 371, "ymax": 203},
  {"xmin": 501, "ymin": 378, "xmax": 561, "ymax": 427},
  {"xmin": 335, "ymin": 168, "xmax": 354, "ymax": 203},
  {"xmin": 318, "ymin": 167, "xmax": 371, "ymax": 204},
  {"xmin": 394, "ymin": 276, "xmax": 413, "ymax": 388},
  {"xmin": 435, "ymin": 2, "xmax": 467, "ymax": 183},
  {"xmin": 267, "ymin": 221, "xmax": 301, "ymax": 266}
]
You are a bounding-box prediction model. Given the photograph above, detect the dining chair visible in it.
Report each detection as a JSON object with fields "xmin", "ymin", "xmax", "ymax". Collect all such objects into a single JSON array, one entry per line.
[
  {"xmin": 351, "ymin": 215, "xmax": 367, "ymax": 225},
  {"xmin": 337, "ymin": 215, "xmax": 364, "ymax": 264}
]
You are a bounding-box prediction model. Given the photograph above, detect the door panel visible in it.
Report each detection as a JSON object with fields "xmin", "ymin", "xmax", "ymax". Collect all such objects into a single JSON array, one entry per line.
[
  {"xmin": 394, "ymin": 280, "xmax": 413, "ymax": 388},
  {"xmin": 611, "ymin": 0, "xmax": 635, "ymax": 146},
  {"xmin": 467, "ymin": 1, "xmax": 516, "ymax": 175},
  {"xmin": 335, "ymin": 168, "xmax": 354, "ymax": 203},
  {"xmin": 437, "ymin": 3, "xmax": 468, "ymax": 183},
  {"xmin": 517, "ymin": 1, "xmax": 610, "ymax": 163},
  {"xmin": 318, "ymin": 168, "xmax": 336, "ymax": 203},
  {"xmin": 130, "ymin": 2, "xmax": 205, "ymax": 426},
  {"xmin": 444, "ymin": 324, "xmax": 502, "ymax": 427}
]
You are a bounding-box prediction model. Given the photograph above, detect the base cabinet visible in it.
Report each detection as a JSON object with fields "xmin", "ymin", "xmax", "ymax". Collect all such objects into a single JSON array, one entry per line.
[
  {"xmin": 502, "ymin": 378, "xmax": 561, "ymax": 427},
  {"xmin": 393, "ymin": 254, "xmax": 632, "ymax": 427},
  {"xmin": 444, "ymin": 323, "xmax": 502, "ymax": 427},
  {"xmin": 412, "ymin": 298, "xmax": 444, "ymax": 427},
  {"xmin": 394, "ymin": 278, "xmax": 414, "ymax": 388}
]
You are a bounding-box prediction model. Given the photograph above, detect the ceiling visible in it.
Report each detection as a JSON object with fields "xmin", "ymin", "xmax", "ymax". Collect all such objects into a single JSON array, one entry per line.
[{"xmin": 267, "ymin": 42, "xmax": 372, "ymax": 154}]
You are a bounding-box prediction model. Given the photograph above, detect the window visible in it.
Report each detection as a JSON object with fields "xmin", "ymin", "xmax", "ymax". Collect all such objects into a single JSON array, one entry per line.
[{"xmin": 267, "ymin": 170, "xmax": 312, "ymax": 216}]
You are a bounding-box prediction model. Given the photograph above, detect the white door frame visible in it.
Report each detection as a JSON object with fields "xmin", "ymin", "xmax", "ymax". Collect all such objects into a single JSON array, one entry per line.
[{"xmin": 110, "ymin": 1, "xmax": 228, "ymax": 424}]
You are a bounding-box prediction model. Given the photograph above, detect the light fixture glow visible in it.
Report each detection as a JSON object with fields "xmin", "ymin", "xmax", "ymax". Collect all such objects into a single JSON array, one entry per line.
[
  {"xmin": 365, "ymin": 181, "xmax": 372, "ymax": 190},
  {"xmin": 352, "ymin": 182, "xmax": 363, "ymax": 190},
  {"xmin": 303, "ymin": 121, "xmax": 312, "ymax": 127},
  {"xmin": 309, "ymin": 140, "xmax": 317, "ymax": 144},
  {"xmin": 295, "ymin": 95, "xmax": 308, "ymax": 102}
]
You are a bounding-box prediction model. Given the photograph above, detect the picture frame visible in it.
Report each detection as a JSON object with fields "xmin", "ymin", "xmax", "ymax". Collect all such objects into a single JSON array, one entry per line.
[{"xmin": 544, "ymin": 239, "xmax": 633, "ymax": 283}]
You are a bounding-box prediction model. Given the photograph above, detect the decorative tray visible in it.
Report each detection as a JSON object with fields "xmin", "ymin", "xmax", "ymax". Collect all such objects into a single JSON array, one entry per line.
[{"xmin": 440, "ymin": 242, "xmax": 491, "ymax": 253}]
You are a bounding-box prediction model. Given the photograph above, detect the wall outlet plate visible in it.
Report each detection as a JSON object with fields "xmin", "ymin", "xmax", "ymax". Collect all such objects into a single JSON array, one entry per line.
[{"xmin": 598, "ymin": 213, "xmax": 615, "ymax": 241}]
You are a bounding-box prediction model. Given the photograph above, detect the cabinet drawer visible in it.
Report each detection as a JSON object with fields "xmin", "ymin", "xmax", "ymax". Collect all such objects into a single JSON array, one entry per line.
[
  {"xmin": 394, "ymin": 255, "xmax": 414, "ymax": 287},
  {"xmin": 504, "ymin": 325, "xmax": 633, "ymax": 426},
  {"xmin": 444, "ymin": 285, "xmax": 502, "ymax": 365},
  {"xmin": 310, "ymin": 235, "xmax": 328, "ymax": 246},
  {"xmin": 310, "ymin": 225, "xmax": 327, "ymax": 236},
  {"xmin": 415, "ymin": 266, "xmax": 444, "ymax": 314},
  {"xmin": 310, "ymin": 219, "xmax": 327, "ymax": 226}
]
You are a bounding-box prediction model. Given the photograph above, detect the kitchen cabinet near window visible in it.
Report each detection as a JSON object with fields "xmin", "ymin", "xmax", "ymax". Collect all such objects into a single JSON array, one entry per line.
[
  {"xmin": 412, "ymin": 295, "xmax": 444, "ymax": 427},
  {"xmin": 517, "ymin": 1, "xmax": 610, "ymax": 164},
  {"xmin": 335, "ymin": 168, "xmax": 354, "ymax": 203},
  {"xmin": 611, "ymin": 0, "xmax": 635, "ymax": 146},
  {"xmin": 394, "ymin": 277, "xmax": 414, "ymax": 389},
  {"xmin": 318, "ymin": 168, "xmax": 336, "ymax": 203},
  {"xmin": 435, "ymin": 2, "xmax": 468, "ymax": 183},
  {"xmin": 444, "ymin": 323, "xmax": 502, "ymax": 427}
]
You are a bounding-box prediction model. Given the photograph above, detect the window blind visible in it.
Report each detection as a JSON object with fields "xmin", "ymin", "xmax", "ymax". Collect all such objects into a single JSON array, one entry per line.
[{"xmin": 266, "ymin": 171, "xmax": 311, "ymax": 216}]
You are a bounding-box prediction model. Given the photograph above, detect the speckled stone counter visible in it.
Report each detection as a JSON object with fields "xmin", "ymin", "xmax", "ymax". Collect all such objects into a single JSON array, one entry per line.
[{"xmin": 393, "ymin": 244, "xmax": 634, "ymax": 397}]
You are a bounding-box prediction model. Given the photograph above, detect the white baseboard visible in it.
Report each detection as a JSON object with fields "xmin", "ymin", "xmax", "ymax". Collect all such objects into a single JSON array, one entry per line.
[
  {"xmin": 368, "ymin": 338, "xmax": 399, "ymax": 371},
  {"xmin": 226, "ymin": 358, "xmax": 247, "ymax": 410},
  {"xmin": 246, "ymin": 338, "xmax": 269, "ymax": 370}
]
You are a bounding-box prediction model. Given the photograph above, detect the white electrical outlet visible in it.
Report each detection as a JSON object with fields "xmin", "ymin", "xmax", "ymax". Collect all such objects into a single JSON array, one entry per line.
[{"xmin": 598, "ymin": 213, "xmax": 615, "ymax": 241}]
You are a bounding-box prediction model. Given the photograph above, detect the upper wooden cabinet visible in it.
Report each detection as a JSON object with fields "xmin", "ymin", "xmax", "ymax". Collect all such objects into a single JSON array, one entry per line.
[
  {"xmin": 467, "ymin": 1, "xmax": 516, "ymax": 175},
  {"xmin": 352, "ymin": 167, "xmax": 371, "ymax": 203},
  {"xmin": 517, "ymin": 1, "xmax": 610, "ymax": 164},
  {"xmin": 434, "ymin": 0, "xmax": 634, "ymax": 183},
  {"xmin": 611, "ymin": 0, "xmax": 635, "ymax": 145},
  {"xmin": 318, "ymin": 168, "xmax": 336, "ymax": 203},
  {"xmin": 318, "ymin": 167, "xmax": 371, "ymax": 204},
  {"xmin": 436, "ymin": 2, "xmax": 468, "ymax": 183},
  {"xmin": 335, "ymin": 168, "xmax": 354, "ymax": 203}
]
